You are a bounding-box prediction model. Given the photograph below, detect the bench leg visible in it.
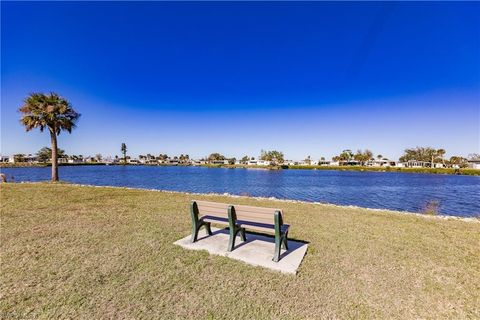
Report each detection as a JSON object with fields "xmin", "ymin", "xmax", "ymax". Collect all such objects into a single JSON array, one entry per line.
[
  {"xmin": 191, "ymin": 221, "xmax": 211, "ymax": 243},
  {"xmin": 273, "ymin": 235, "xmax": 281, "ymax": 262},
  {"xmin": 228, "ymin": 227, "xmax": 237, "ymax": 252},
  {"xmin": 191, "ymin": 202, "xmax": 212, "ymax": 243},
  {"xmin": 274, "ymin": 231, "xmax": 289, "ymax": 262},
  {"xmin": 191, "ymin": 223, "xmax": 200, "ymax": 243},
  {"xmin": 228, "ymin": 226, "xmax": 245, "ymax": 252},
  {"xmin": 240, "ymin": 228, "xmax": 246, "ymax": 242},
  {"xmin": 205, "ymin": 222, "xmax": 212, "ymax": 236},
  {"xmin": 282, "ymin": 231, "xmax": 288, "ymax": 250}
]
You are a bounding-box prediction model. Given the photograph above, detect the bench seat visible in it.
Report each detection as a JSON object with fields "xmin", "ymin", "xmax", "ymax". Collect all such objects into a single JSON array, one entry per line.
[{"xmin": 202, "ymin": 215, "xmax": 290, "ymax": 234}]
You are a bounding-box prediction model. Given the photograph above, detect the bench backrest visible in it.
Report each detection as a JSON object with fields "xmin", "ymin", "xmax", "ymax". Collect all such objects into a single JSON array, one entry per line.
[{"xmin": 194, "ymin": 200, "xmax": 283, "ymax": 225}]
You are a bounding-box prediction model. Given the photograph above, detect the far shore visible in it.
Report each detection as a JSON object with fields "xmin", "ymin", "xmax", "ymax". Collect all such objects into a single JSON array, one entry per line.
[{"xmin": 2, "ymin": 162, "xmax": 480, "ymax": 176}]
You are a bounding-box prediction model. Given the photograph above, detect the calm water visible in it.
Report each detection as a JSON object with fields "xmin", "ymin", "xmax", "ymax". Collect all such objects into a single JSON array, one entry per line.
[{"xmin": 2, "ymin": 165, "xmax": 479, "ymax": 217}]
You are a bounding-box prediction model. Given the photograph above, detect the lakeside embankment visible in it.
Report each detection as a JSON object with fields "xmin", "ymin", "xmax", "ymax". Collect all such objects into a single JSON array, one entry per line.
[
  {"xmin": 1, "ymin": 183, "xmax": 479, "ymax": 319},
  {"xmin": 2, "ymin": 162, "xmax": 479, "ymax": 175},
  {"xmin": 64, "ymin": 182, "xmax": 480, "ymax": 222}
]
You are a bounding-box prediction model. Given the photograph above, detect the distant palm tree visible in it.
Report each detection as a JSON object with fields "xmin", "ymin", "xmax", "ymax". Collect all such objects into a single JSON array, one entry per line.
[
  {"xmin": 19, "ymin": 93, "xmax": 80, "ymax": 181},
  {"xmin": 437, "ymin": 149, "xmax": 446, "ymax": 165},
  {"xmin": 121, "ymin": 143, "xmax": 127, "ymax": 164},
  {"xmin": 364, "ymin": 150, "xmax": 373, "ymax": 164}
]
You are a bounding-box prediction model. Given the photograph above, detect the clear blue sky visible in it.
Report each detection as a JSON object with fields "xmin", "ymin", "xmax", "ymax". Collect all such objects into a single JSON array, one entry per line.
[{"xmin": 1, "ymin": 2, "xmax": 479, "ymax": 160}]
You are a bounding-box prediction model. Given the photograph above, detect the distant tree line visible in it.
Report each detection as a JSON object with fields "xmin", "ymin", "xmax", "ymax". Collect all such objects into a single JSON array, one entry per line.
[
  {"xmin": 332, "ymin": 149, "xmax": 375, "ymax": 165},
  {"xmin": 10, "ymin": 145, "xmax": 479, "ymax": 170},
  {"xmin": 37, "ymin": 147, "xmax": 66, "ymax": 163},
  {"xmin": 260, "ymin": 150, "xmax": 284, "ymax": 165},
  {"xmin": 398, "ymin": 147, "xmax": 471, "ymax": 168}
]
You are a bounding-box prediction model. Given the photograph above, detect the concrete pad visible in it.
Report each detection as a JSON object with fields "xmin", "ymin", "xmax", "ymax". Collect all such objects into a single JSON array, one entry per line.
[{"xmin": 174, "ymin": 227, "xmax": 308, "ymax": 274}]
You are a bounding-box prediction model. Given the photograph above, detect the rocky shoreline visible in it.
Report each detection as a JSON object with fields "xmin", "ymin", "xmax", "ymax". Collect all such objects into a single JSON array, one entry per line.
[{"xmin": 33, "ymin": 182, "xmax": 478, "ymax": 223}]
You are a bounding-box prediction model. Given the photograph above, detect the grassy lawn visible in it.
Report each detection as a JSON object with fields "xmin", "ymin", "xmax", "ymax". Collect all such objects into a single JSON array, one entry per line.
[{"xmin": 1, "ymin": 183, "xmax": 479, "ymax": 319}]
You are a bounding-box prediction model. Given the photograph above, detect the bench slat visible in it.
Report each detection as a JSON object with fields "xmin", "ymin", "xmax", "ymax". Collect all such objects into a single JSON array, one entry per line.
[
  {"xmin": 195, "ymin": 201, "xmax": 229, "ymax": 218},
  {"xmin": 233, "ymin": 204, "xmax": 282, "ymax": 214},
  {"xmin": 234, "ymin": 205, "xmax": 283, "ymax": 224},
  {"xmin": 195, "ymin": 201, "xmax": 230, "ymax": 210},
  {"xmin": 198, "ymin": 209, "xmax": 228, "ymax": 218},
  {"xmin": 233, "ymin": 211, "xmax": 275, "ymax": 224},
  {"xmin": 201, "ymin": 217, "xmax": 290, "ymax": 235},
  {"xmin": 202, "ymin": 216, "xmax": 229, "ymax": 224},
  {"xmin": 238, "ymin": 222, "xmax": 290, "ymax": 234}
]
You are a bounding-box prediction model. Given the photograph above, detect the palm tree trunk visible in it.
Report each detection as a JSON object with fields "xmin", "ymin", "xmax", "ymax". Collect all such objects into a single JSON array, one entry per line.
[{"xmin": 50, "ymin": 131, "xmax": 59, "ymax": 181}]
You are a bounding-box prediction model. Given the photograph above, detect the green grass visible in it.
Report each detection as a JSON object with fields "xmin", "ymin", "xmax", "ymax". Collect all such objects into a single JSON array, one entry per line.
[{"xmin": 1, "ymin": 183, "xmax": 479, "ymax": 319}]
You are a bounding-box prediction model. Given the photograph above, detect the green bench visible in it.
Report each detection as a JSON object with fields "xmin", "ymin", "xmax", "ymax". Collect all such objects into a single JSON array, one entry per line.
[{"xmin": 190, "ymin": 200, "xmax": 290, "ymax": 262}]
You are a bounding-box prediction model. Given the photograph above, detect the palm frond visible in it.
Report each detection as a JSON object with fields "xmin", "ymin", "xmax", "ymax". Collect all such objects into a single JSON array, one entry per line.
[{"xmin": 19, "ymin": 92, "xmax": 81, "ymax": 135}]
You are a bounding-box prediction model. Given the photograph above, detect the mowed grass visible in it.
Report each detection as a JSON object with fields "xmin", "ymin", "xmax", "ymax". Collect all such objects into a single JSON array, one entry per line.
[{"xmin": 1, "ymin": 183, "xmax": 479, "ymax": 319}]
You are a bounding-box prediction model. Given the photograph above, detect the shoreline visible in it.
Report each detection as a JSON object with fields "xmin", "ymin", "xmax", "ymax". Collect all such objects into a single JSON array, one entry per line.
[
  {"xmin": 9, "ymin": 181, "xmax": 478, "ymax": 223},
  {"xmin": 2, "ymin": 162, "xmax": 480, "ymax": 176}
]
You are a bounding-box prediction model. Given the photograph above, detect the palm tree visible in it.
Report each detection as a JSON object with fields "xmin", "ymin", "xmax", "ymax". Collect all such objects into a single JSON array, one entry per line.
[
  {"xmin": 19, "ymin": 93, "xmax": 80, "ymax": 181},
  {"xmin": 437, "ymin": 149, "xmax": 446, "ymax": 165},
  {"xmin": 121, "ymin": 143, "xmax": 127, "ymax": 164},
  {"xmin": 427, "ymin": 149, "xmax": 437, "ymax": 168},
  {"xmin": 364, "ymin": 150, "xmax": 373, "ymax": 165}
]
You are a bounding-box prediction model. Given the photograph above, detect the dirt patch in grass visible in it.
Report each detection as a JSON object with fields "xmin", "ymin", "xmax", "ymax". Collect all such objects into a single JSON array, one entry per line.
[{"xmin": 1, "ymin": 183, "xmax": 479, "ymax": 319}]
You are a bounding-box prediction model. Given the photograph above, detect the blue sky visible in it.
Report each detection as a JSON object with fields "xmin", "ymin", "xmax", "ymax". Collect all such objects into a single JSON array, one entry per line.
[{"xmin": 1, "ymin": 2, "xmax": 479, "ymax": 160}]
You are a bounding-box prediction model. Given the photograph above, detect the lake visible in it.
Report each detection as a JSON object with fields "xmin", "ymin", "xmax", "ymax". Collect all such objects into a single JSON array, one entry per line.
[{"xmin": 1, "ymin": 165, "xmax": 479, "ymax": 217}]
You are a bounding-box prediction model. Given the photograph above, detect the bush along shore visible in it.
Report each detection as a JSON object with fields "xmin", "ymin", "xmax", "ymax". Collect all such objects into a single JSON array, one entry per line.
[
  {"xmin": 199, "ymin": 164, "xmax": 480, "ymax": 175},
  {"xmin": 284, "ymin": 165, "xmax": 480, "ymax": 175}
]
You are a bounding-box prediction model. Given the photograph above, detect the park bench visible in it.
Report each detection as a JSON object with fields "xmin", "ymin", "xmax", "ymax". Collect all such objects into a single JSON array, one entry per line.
[{"xmin": 190, "ymin": 200, "xmax": 290, "ymax": 262}]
